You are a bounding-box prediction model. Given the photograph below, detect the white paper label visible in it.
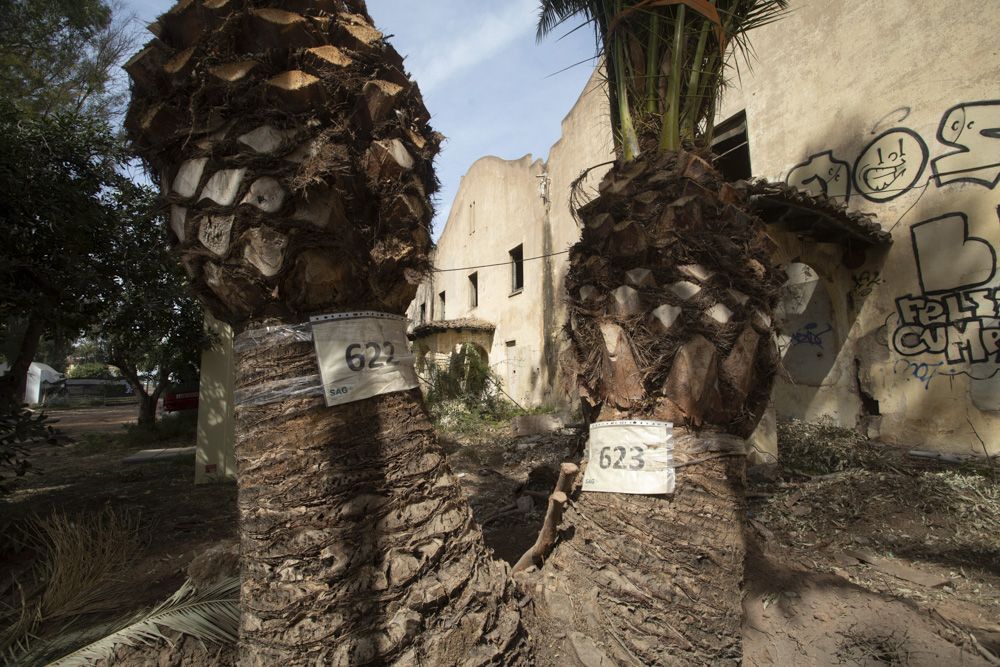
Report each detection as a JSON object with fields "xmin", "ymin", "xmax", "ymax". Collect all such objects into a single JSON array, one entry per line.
[
  {"xmin": 310, "ymin": 312, "xmax": 419, "ymax": 407},
  {"xmin": 582, "ymin": 420, "xmax": 674, "ymax": 495}
]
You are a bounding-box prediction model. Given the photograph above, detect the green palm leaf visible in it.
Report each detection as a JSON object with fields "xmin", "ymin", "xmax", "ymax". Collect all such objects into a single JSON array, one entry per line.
[
  {"xmin": 46, "ymin": 577, "xmax": 239, "ymax": 667},
  {"xmin": 537, "ymin": 0, "xmax": 788, "ymax": 156}
]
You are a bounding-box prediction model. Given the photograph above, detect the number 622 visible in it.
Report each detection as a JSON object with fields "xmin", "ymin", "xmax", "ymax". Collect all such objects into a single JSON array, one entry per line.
[{"xmin": 345, "ymin": 342, "xmax": 400, "ymax": 371}]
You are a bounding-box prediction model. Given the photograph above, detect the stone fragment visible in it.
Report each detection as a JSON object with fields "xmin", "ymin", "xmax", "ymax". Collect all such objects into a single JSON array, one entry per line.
[
  {"xmin": 705, "ymin": 303, "xmax": 733, "ymax": 324},
  {"xmin": 612, "ymin": 285, "xmax": 642, "ymax": 317},
  {"xmin": 669, "ymin": 281, "xmax": 701, "ymax": 300},
  {"xmin": 169, "ymin": 205, "xmax": 187, "ymax": 242},
  {"xmin": 198, "ymin": 215, "xmax": 234, "ymax": 256},
  {"xmin": 650, "ymin": 304, "xmax": 682, "ymax": 332},
  {"xmin": 200, "ymin": 168, "xmax": 246, "ymax": 206},
  {"xmin": 292, "ymin": 189, "xmax": 346, "ymax": 228},
  {"xmin": 678, "ymin": 263, "xmax": 713, "ymax": 282},
  {"xmin": 238, "ymin": 126, "xmax": 295, "ymax": 154},
  {"xmin": 172, "ymin": 158, "xmax": 208, "ymax": 199},
  {"xmin": 241, "ymin": 177, "xmax": 286, "ymax": 213},
  {"xmin": 626, "ymin": 267, "xmax": 656, "ymax": 289},
  {"xmin": 579, "ymin": 285, "xmax": 598, "ymax": 302},
  {"xmin": 243, "ymin": 227, "xmax": 288, "ymax": 277}
]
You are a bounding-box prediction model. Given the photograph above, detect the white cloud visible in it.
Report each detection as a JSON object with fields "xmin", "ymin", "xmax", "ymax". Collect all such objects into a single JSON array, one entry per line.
[{"xmin": 405, "ymin": 0, "xmax": 538, "ymax": 93}]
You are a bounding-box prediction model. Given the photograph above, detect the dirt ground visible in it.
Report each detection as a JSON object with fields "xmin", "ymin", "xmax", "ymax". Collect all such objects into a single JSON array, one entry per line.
[
  {"xmin": 2, "ymin": 407, "xmax": 999, "ymax": 665},
  {"xmin": 43, "ymin": 404, "xmax": 143, "ymax": 435}
]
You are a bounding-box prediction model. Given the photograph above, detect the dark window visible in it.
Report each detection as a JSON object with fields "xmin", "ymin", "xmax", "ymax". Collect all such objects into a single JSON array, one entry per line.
[
  {"xmin": 711, "ymin": 110, "xmax": 752, "ymax": 181},
  {"xmin": 469, "ymin": 272, "xmax": 478, "ymax": 308},
  {"xmin": 509, "ymin": 244, "xmax": 524, "ymax": 293},
  {"xmin": 419, "ymin": 303, "xmax": 426, "ymax": 324},
  {"xmin": 438, "ymin": 291, "xmax": 446, "ymax": 319}
]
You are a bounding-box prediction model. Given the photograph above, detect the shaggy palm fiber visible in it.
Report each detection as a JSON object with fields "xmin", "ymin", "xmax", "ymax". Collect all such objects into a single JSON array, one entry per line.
[
  {"xmin": 564, "ymin": 150, "xmax": 786, "ymax": 437},
  {"xmin": 125, "ymin": 0, "xmax": 441, "ymax": 326}
]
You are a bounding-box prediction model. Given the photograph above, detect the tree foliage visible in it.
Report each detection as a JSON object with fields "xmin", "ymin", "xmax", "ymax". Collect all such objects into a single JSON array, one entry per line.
[
  {"xmin": 0, "ymin": 0, "xmax": 136, "ymax": 120},
  {"xmin": 90, "ymin": 182, "xmax": 209, "ymax": 423},
  {"xmin": 537, "ymin": 0, "xmax": 787, "ymax": 157},
  {"xmin": 0, "ymin": 100, "xmax": 128, "ymax": 404}
]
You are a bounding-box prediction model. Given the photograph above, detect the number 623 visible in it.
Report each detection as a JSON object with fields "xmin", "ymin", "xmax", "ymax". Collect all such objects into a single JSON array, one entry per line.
[{"xmin": 598, "ymin": 446, "xmax": 645, "ymax": 470}]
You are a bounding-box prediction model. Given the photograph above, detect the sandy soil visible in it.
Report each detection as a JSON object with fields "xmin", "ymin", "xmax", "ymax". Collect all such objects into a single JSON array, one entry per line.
[{"xmin": 4, "ymin": 410, "xmax": 998, "ymax": 666}]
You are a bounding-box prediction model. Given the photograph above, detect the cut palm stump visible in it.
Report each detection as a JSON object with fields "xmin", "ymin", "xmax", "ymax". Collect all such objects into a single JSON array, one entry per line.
[{"xmin": 512, "ymin": 462, "xmax": 579, "ymax": 573}]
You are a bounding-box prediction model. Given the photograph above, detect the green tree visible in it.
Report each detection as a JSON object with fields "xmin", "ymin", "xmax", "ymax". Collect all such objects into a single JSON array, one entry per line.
[
  {"xmin": 91, "ymin": 183, "xmax": 208, "ymax": 425},
  {"xmin": 532, "ymin": 1, "xmax": 788, "ymax": 663},
  {"xmin": 0, "ymin": 0, "xmax": 136, "ymax": 120},
  {"xmin": 0, "ymin": 101, "xmax": 125, "ymax": 406}
]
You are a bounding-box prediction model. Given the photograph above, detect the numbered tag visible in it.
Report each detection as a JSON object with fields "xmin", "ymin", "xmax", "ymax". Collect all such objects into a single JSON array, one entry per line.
[
  {"xmin": 582, "ymin": 420, "xmax": 674, "ymax": 495},
  {"xmin": 310, "ymin": 312, "xmax": 419, "ymax": 407}
]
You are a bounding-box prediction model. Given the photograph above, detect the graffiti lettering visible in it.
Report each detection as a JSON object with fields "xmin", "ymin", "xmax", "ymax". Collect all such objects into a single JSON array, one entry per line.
[
  {"xmin": 893, "ymin": 212, "xmax": 1000, "ymax": 367},
  {"xmin": 852, "ymin": 128, "xmax": 929, "ymax": 202},
  {"xmin": 786, "ymin": 151, "xmax": 852, "ymax": 202},
  {"xmin": 790, "ymin": 322, "xmax": 833, "ymax": 348},
  {"xmin": 850, "ymin": 270, "xmax": 884, "ymax": 299},
  {"xmin": 786, "ymin": 100, "xmax": 1000, "ymax": 203},
  {"xmin": 932, "ymin": 100, "xmax": 1000, "ymax": 189},
  {"xmin": 894, "ymin": 359, "xmax": 945, "ymax": 390},
  {"xmin": 910, "ymin": 212, "xmax": 996, "ymax": 294}
]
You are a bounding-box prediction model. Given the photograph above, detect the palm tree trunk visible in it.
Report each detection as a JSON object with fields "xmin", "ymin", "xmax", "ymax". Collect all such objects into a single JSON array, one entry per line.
[
  {"xmin": 233, "ymin": 324, "xmax": 525, "ymax": 664},
  {"xmin": 526, "ymin": 150, "xmax": 783, "ymax": 664},
  {"xmin": 0, "ymin": 315, "xmax": 44, "ymax": 406}
]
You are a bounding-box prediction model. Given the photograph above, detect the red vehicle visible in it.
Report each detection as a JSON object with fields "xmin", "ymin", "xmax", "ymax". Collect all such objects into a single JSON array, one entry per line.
[{"xmin": 163, "ymin": 382, "xmax": 199, "ymax": 412}]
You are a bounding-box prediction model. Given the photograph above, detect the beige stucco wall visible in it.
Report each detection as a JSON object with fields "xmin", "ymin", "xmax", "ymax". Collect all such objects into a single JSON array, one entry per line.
[
  {"xmin": 716, "ymin": 0, "xmax": 1000, "ymax": 455},
  {"xmin": 406, "ymin": 70, "xmax": 616, "ymax": 410},
  {"xmin": 195, "ymin": 312, "xmax": 236, "ymax": 483}
]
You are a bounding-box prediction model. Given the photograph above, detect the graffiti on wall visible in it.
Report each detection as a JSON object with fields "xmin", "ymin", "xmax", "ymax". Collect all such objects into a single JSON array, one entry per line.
[
  {"xmin": 852, "ymin": 128, "xmax": 929, "ymax": 202},
  {"xmin": 787, "ymin": 151, "xmax": 852, "ymax": 202},
  {"xmin": 892, "ymin": 211, "xmax": 999, "ymax": 369},
  {"xmin": 933, "ymin": 101, "xmax": 1000, "ymax": 188},
  {"xmin": 786, "ymin": 99, "xmax": 1000, "ymax": 201}
]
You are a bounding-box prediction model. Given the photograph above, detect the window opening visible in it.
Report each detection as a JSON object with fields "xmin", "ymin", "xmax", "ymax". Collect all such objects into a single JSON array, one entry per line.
[
  {"xmin": 711, "ymin": 110, "xmax": 752, "ymax": 181},
  {"xmin": 438, "ymin": 291, "xmax": 446, "ymax": 320},
  {"xmin": 469, "ymin": 272, "xmax": 478, "ymax": 308},
  {"xmin": 509, "ymin": 244, "xmax": 524, "ymax": 294}
]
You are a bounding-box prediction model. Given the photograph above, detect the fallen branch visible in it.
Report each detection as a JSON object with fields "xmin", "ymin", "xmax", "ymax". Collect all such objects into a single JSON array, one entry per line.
[{"xmin": 512, "ymin": 463, "xmax": 579, "ymax": 573}]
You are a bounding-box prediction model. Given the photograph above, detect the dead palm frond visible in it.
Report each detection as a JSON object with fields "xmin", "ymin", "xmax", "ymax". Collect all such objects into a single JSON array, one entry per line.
[
  {"xmin": 0, "ymin": 508, "xmax": 144, "ymax": 661},
  {"xmin": 538, "ymin": 0, "xmax": 788, "ymax": 158},
  {"xmin": 46, "ymin": 576, "xmax": 239, "ymax": 667}
]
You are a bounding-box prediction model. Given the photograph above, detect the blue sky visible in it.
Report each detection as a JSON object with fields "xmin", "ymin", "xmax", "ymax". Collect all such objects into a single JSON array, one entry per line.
[{"xmin": 123, "ymin": 1, "xmax": 597, "ymax": 237}]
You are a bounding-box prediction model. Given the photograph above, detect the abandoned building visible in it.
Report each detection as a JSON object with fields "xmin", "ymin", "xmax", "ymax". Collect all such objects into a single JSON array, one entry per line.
[
  {"xmin": 195, "ymin": 0, "xmax": 998, "ymax": 480},
  {"xmin": 405, "ymin": 0, "xmax": 999, "ymax": 459}
]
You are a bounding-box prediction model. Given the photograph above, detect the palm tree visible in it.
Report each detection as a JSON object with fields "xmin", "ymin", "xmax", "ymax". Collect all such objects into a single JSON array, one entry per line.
[
  {"xmin": 533, "ymin": 1, "xmax": 788, "ymax": 664},
  {"xmin": 125, "ymin": 2, "xmax": 525, "ymax": 663}
]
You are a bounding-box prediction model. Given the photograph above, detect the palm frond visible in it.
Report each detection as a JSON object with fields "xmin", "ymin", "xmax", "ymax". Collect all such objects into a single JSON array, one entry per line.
[
  {"xmin": 537, "ymin": 0, "xmax": 788, "ymax": 156},
  {"xmin": 46, "ymin": 577, "xmax": 239, "ymax": 667}
]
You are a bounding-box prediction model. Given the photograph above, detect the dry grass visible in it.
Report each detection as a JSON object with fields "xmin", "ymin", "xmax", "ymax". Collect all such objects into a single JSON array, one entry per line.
[
  {"xmin": 776, "ymin": 417, "xmax": 891, "ymax": 475},
  {"xmin": 1, "ymin": 506, "xmax": 144, "ymax": 663}
]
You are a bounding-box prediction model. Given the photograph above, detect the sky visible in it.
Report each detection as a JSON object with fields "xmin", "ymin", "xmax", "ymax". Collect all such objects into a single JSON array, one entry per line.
[{"xmin": 123, "ymin": 0, "xmax": 598, "ymax": 237}]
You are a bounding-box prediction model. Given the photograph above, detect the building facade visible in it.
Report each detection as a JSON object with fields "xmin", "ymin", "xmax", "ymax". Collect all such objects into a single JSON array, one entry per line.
[{"xmin": 407, "ymin": 0, "xmax": 1000, "ymax": 457}]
